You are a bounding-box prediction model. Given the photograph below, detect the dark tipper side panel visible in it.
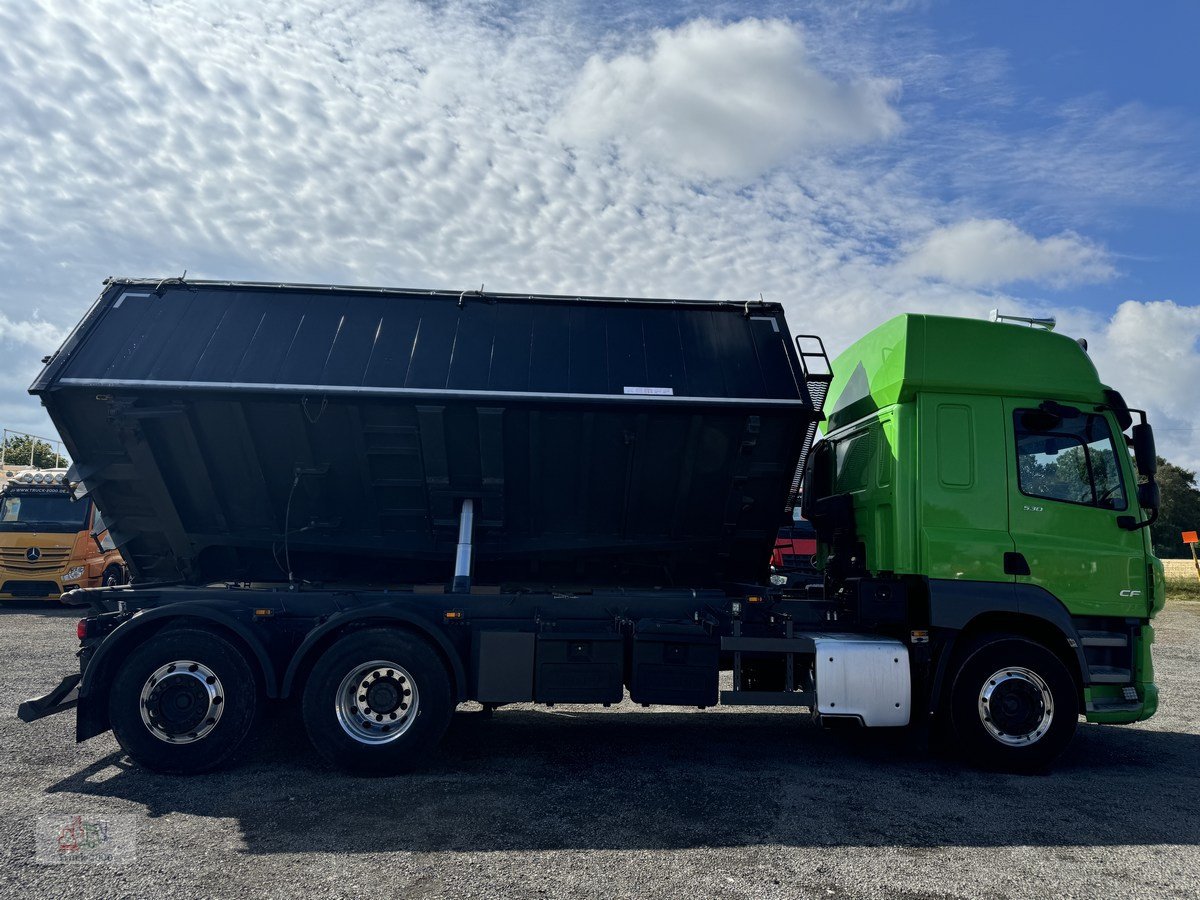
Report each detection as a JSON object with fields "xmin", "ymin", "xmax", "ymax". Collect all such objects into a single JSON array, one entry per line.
[{"xmin": 33, "ymin": 280, "xmax": 820, "ymax": 589}]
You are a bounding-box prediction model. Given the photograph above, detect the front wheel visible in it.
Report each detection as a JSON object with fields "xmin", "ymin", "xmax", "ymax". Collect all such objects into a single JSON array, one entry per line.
[
  {"xmin": 949, "ymin": 635, "xmax": 1079, "ymax": 772},
  {"xmin": 301, "ymin": 629, "xmax": 453, "ymax": 775},
  {"xmin": 109, "ymin": 628, "xmax": 259, "ymax": 774}
]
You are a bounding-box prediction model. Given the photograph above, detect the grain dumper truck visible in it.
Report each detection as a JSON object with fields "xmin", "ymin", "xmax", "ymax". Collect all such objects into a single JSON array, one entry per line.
[{"xmin": 18, "ymin": 278, "xmax": 1163, "ymax": 774}]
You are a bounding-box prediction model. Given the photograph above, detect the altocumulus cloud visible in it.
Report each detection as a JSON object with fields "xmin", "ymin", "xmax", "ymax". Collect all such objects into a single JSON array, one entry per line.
[{"xmin": 0, "ymin": 1, "xmax": 1196, "ymax": 464}]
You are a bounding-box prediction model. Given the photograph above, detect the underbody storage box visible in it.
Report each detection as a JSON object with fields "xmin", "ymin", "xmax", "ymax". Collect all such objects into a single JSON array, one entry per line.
[
  {"xmin": 534, "ymin": 629, "xmax": 623, "ymax": 704},
  {"xmin": 628, "ymin": 619, "xmax": 719, "ymax": 707}
]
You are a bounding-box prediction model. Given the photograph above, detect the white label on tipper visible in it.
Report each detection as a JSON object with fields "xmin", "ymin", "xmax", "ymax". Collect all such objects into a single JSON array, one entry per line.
[
  {"xmin": 113, "ymin": 291, "xmax": 154, "ymax": 309},
  {"xmin": 623, "ymin": 386, "xmax": 674, "ymax": 395}
]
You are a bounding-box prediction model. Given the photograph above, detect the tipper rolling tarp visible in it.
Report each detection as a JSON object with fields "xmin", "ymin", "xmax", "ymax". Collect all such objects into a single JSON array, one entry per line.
[{"xmin": 32, "ymin": 279, "xmax": 825, "ymax": 588}]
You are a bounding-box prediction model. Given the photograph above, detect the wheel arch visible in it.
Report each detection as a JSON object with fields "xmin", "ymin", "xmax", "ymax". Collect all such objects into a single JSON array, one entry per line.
[
  {"xmin": 927, "ymin": 580, "xmax": 1088, "ymax": 717},
  {"xmin": 77, "ymin": 607, "xmax": 278, "ymax": 741},
  {"xmin": 281, "ymin": 608, "xmax": 466, "ymax": 703}
]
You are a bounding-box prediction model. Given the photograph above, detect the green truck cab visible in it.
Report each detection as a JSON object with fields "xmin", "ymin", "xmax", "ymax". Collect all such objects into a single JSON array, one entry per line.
[{"xmin": 804, "ymin": 313, "xmax": 1161, "ymax": 763}]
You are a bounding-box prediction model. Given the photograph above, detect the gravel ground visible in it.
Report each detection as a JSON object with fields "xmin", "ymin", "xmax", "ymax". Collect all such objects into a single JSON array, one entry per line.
[{"xmin": 2, "ymin": 602, "xmax": 1199, "ymax": 899}]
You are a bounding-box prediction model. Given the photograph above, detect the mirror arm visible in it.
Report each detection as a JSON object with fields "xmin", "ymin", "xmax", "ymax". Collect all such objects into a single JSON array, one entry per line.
[{"xmin": 1118, "ymin": 507, "xmax": 1159, "ymax": 532}]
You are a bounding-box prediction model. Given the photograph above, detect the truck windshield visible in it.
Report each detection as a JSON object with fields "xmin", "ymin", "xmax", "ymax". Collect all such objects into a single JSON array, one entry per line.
[{"xmin": 0, "ymin": 491, "xmax": 88, "ymax": 532}]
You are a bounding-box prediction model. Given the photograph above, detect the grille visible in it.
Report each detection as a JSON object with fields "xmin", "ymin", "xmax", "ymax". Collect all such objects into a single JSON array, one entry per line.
[
  {"xmin": 1, "ymin": 580, "xmax": 60, "ymax": 598},
  {"xmin": 0, "ymin": 547, "xmax": 71, "ymax": 574}
]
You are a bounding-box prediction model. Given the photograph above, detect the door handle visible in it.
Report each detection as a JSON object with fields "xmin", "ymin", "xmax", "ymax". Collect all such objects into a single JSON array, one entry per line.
[{"xmin": 1004, "ymin": 552, "xmax": 1031, "ymax": 576}]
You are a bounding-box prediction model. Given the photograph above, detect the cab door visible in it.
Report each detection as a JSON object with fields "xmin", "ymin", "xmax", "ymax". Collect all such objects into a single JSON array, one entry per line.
[{"xmin": 1003, "ymin": 400, "xmax": 1144, "ymax": 617}]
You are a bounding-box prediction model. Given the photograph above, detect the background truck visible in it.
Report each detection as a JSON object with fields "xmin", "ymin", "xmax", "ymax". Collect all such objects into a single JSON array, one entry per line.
[
  {"xmin": 0, "ymin": 463, "xmax": 125, "ymax": 600},
  {"xmin": 18, "ymin": 278, "xmax": 1163, "ymax": 774},
  {"xmin": 770, "ymin": 512, "xmax": 819, "ymax": 588}
]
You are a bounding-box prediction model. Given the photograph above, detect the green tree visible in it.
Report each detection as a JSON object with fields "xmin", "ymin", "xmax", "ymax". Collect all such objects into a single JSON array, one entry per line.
[
  {"xmin": 0, "ymin": 434, "xmax": 66, "ymax": 470},
  {"xmin": 1150, "ymin": 456, "xmax": 1200, "ymax": 558}
]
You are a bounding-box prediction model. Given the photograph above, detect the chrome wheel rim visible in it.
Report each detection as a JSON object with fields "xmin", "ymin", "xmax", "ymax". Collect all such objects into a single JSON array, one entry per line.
[
  {"xmin": 334, "ymin": 659, "xmax": 418, "ymax": 745},
  {"xmin": 978, "ymin": 665, "xmax": 1054, "ymax": 746},
  {"xmin": 139, "ymin": 659, "xmax": 224, "ymax": 744}
]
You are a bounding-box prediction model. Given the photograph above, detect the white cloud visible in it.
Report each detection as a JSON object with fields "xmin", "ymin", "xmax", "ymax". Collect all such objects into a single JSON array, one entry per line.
[
  {"xmin": 899, "ymin": 218, "xmax": 1115, "ymax": 288},
  {"xmin": 0, "ymin": 313, "xmax": 65, "ymax": 350},
  {"xmin": 553, "ymin": 18, "xmax": 901, "ymax": 180},
  {"xmin": 1077, "ymin": 300, "xmax": 1200, "ymax": 469}
]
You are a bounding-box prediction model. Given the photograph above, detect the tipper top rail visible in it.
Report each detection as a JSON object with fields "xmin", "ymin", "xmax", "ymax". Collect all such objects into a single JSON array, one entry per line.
[{"xmin": 32, "ymin": 279, "xmax": 825, "ymax": 589}]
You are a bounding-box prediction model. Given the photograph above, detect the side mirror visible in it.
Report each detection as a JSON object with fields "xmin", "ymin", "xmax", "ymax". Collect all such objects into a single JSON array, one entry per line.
[
  {"xmin": 809, "ymin": 493, "xmax": 855, "ymax": 541},
  {"xmin": 90, "ymin": 531, "xmax": 105, "ymax": 552},
  {"xmin": 1132, "ymin": 423, "xmax": 1157, "ymax": 478},
  {"xmin": 1137, "ymin": 481, "xmax": 1160, "ymax": 512}
]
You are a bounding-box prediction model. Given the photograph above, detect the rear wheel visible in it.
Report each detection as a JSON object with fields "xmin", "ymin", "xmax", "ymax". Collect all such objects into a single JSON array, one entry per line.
[
  {"xmin": 302, "ymin": 629, "xmax": 453, "ymax": 775},
  {"xmin": 949, "ymin": 635, "xmax": 1078, "ymax": 772},
  {"xmin": 109, "ymin": 628, "xmax": 258, "ymax": 774}
]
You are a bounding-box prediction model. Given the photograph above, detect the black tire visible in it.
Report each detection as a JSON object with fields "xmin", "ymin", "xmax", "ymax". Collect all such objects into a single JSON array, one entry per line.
[
  {"xmin": 109, "ymin": 628, "xmax": 259, "ymax": 774},
  {"xmin": 949, "ymin": 635, "xmax": 1079, "ymax": 773},
  {"xmin": 102, "ymin": 564, "xmax": 125, "ymax": 587},
  {"xmin": 302, "ymin": 628, "xmax": 453, "ymax": 775}
]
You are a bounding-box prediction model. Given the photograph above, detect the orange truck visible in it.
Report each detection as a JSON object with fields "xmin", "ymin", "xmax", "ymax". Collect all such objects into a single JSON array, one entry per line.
[{"xmin": 0, "ymin": 467, "xmax": 125, "ymax": 601}]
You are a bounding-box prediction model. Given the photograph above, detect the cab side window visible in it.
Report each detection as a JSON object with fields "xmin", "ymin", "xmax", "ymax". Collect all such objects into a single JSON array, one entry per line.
[{"xmin": 1014, "ymin": 409, "xmax": 1127, "ymax": 510}]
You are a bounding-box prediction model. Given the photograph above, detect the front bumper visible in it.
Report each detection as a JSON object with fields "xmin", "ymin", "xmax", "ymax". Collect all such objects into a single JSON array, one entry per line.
[
  {"xmin": 17, "ymin": 672, "xmax": 81, "ymax": 723},
  {"xmin": 0, "ymin": 579, "xmax": 65, "ymax": 600}
]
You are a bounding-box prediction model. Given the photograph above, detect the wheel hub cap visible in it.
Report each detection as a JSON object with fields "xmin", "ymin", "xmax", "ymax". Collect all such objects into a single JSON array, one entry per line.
[
  {"xmin": 139, "ymin": 660, "xmax": 224, "ymax": 744},
  {"xmin": 978, "ymin": 666, "xmax": 1054, "ymax": 746},
  {"xmin": 335, "ymin": 660, "xmax": 419, "ymax": 745}
]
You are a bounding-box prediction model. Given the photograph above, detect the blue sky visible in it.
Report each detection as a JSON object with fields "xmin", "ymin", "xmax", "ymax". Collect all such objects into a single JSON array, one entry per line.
[
  {"xmin": 922, "ymin": 0, "xmax": 1199, "ymax": 311},
  {"xmin": 0, "ymin": 0, "xmax": 1197, "ymax": 463}
]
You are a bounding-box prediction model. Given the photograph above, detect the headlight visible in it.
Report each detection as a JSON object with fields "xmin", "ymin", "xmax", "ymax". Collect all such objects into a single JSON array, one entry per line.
[
  {"xmin": 769, "ymin": 574, "xmax": 788, "ymax": 586},
  {"xmin": 63, "ymin": 566, "xmax": 85, "ymax": 581}
]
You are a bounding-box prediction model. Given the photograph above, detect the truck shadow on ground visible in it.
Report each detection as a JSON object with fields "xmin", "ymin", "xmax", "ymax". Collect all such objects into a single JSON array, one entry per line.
[{"xmin": 48, "ymin": 709, "xmax": 1200, "ymax": 852}]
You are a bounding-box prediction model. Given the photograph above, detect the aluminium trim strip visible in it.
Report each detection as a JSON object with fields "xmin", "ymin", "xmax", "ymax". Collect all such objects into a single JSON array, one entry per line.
[
  {"xmin": 101, "ymin": 277, "xmax": 785, "ymax": 311},
  {"xmin": 57, "ymin": 377, "xmax": 814, "ymax": 408}
]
